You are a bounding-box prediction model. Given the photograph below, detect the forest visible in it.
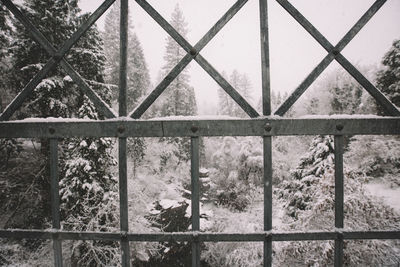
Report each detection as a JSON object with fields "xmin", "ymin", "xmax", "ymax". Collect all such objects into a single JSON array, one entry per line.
[{"xmin": 0, "ymin": 0, "xmax": 399, "ymax": 266}]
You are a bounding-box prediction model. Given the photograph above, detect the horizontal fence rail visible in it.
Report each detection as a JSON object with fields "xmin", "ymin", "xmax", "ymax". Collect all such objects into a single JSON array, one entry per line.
[
  {"xmin": 0, "ymin": 117, "xmax": 399, "ymax": 138},
  {"xmin": 1, "ymin": 229, "xmax": 399, "ymax": 242}
]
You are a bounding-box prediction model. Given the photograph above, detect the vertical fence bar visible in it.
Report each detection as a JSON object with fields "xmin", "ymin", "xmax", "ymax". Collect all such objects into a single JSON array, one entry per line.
[
  {"xmin": 334, "ymin": 135, "xmax": 344, "ymax": 267},
  {"xmin": 191, "ymin": 137, "xmax": 200, "ymax": 267},
  {"xmin": 260, "ymin": 0, "xmax": 272, "ymax": 266},
  {"xmin": 119, "ymin": 0, "xmax": 130, "ymax": 265},
  {"xmin": 50, "ymin": 139, "xmax": 63, "ymax": 267},
  {"xmin": 263, "ymin": 136, "xmax": 273, "ymax": 267},
  {"xmin": 260, "ymin": 0, "xmax": 271, "ymax": 116}
]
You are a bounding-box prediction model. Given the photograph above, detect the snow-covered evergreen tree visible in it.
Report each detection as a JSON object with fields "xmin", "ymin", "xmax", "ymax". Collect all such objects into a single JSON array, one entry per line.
[
  {"xmin": 9, "ymin": 1, "xmax": 119, "ymax": 265},
  {"xmin": 277, "ymin": 135, "xmax": 400, "ymax": 265},
  {"xmin": 376, "ymin": 39, "xmax": 400, "ymax": 114},
  {"xmin": 9, "ymin": 1, "xmax": 76, "ymax": 119},
  {"xmin": 0, "ymin": 4, "xmax": 12, "ymax": 113}
]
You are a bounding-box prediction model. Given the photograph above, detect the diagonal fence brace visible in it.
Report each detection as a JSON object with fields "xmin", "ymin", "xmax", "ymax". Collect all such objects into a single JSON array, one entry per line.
[
  {"xmin": 0, "ymin": 0, "xmax": 116, "ymax": 120},
  {"xmin": 130, "ymin": 0, "xmax": 259, "ymax": 119},
  {"xmin": 274, "ymin": 0, "xmax": 399, "ymax": 116}
]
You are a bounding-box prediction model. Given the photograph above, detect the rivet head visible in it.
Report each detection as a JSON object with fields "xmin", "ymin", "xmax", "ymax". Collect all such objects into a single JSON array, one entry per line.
[
  {"xmin": 264, "ymin": 123, "xmax": 272, "ymax": 132},
  {"xmin": 49, "ymin": 127, "xmax": 55, "ymax": 134},
  {"xmin": 191, "ymin": 125, "xmax": 198, "ymax": 133},
  {"xmin": 336, "ymin": 124, "xmax": 344, "ymax": 131},
  {"xmin": 189, "ymin": 48, "xmax": 197, "ymax": 56},
  {"xmin": 118, "ymin": 126, "xmax": 125, "ymax": 134}
]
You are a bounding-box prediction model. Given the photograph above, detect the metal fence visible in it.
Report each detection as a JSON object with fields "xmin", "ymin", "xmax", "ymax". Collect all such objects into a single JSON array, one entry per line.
[{"xmin": 0, "ymin": 0, "xmax": 399, "ymax": 266}]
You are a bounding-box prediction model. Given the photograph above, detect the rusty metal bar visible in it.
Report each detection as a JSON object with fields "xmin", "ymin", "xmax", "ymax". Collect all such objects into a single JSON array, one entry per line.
[
  {"xmin": 0, "ymin": 0, "xmax": 116, "ymax": 120},
  {"xmin": 119, "ymin": 0, "xmax": 130, "ymax": 265},
  {"xmin": 191, "ymin": 137, "xmax": 200, "ymax": 267},
  {"xmin": 263, "ymin": 136, "xmax": 273, "ymax": 267},
  {"xmin": 1, "ymin": 229, "xmax": 399, "ymax": 242},
  {"xmin": 1, "ymin": 117, "xmax": 399, "ymax": 138},
  {"xmin": 274, "ymin": 0, "xmax": 389, "ymax": 116},
  {"xmin": 334, "ymin": 135, "xmax": 344, "ymax": 267},
  {"xmin": 50, "ymin": 139, "xmax": 63, "ymax": 267},
  {"xmin": 130, "ymin": 0, "xmax": 259, "ymax": 118}
]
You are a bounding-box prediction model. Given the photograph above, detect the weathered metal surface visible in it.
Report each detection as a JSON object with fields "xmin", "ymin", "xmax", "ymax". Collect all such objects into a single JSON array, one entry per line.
[
  {"xmin": 334, "ymin": 136, "xmax": 344, "ymax": 267},
  {"xmin": 50, "ymin": 139, "xmax": 63, "ymax": 267},
  {"xmin": 0, "ymin": 0, "xmax": 116, "ymax": 120},
  {"xmin": 1, "ymin": 229, "xmax": 399, "ymax": 242},
  {"xmin": 1, "ymin": 117, "xmax": 399, "ymax": 138}
]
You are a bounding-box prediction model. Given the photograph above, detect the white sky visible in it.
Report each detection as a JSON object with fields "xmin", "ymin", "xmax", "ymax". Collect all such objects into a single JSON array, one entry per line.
[{"xmin": 79, "ymin": 0, "xmax": 400, "ymax": 113}]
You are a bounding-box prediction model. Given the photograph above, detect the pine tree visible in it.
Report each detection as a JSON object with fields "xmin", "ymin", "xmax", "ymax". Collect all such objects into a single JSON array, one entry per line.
[
  {"xmin": 277, "ymin": 135, "xmax": 400, "ymax": 266},
  {"xmin": 157, "ymin": 4, "xmax": 197, "ymax": 163},
  {"xmin": 376, "ymin": 39, "xmax": 400, "ymax": 115},
  {"xmin": 103, "ymin": 0, "xmax": 151, "ymax": 110},
  {"xmin": 103, "ymin": 1, "xmax": 150, "ymax": 176},
  {"xmin": 159, "ymin": 4, "xmax": 197, "ymax": 117}
]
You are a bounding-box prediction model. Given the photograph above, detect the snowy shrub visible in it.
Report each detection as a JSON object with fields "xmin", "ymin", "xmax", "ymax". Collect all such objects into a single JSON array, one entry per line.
[
  {"xmin": 0, "ymin": 138, "xmax": 22, "ymax": 169},
  {"xmin": 277, "ymin": 135, "xmax": 400, "ymax": 266},
  {"xmin": 207, "ymin": 137, "xmax": 263, "ymax": 211},
  {"xmin": 202, "ymin": 203, "xmax": 264, "ymax": 266},
  {"xmin": 345, "ymin": 135, "xmax": 400, "ymax": 182}
]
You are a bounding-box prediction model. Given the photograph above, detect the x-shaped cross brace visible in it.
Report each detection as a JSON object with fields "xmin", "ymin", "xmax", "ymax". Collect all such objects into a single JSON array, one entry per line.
[
  {"xmin": 0, "ymin": 0, "xmax": 118, "ymax": 121},
  {"xmin": 129, "ymin": 0, "xmax": 260, "ymax": 119},
  {"xmin": 274, "ymin": 0, "xmax": 400, "ymax": 116}
]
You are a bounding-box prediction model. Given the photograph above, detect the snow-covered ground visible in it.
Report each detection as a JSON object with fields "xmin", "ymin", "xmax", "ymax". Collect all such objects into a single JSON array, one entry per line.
[{"xmin": 365, "ymin": 181, "xmax": 400, "ymax": 213}]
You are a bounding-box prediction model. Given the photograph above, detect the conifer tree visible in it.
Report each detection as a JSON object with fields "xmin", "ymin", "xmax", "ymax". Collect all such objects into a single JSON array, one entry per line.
[
  {"xmin": 158, "ymin": 4, "xmax": 197, "ymax": 162},
  {"xmin": 103, "ymin": 1, "xmax": 150, "ymax": 176},
  {"xmin": 10, "ymin": 1, "xmax": 119, "ymax": 264},
  {"xmin": 376, "ymin": 39, "xmax": 400, "ymax": 114},
  {"xmin": 103, "ymin": 0, "xmax": 150, "ymax": 110},
  {"xmin": 0, "ymin": 5, "xmax": 12, "ymax": 112},
  {"xmin": 159, "ymin": 4, "xmax": 197, "ymax": 117}
]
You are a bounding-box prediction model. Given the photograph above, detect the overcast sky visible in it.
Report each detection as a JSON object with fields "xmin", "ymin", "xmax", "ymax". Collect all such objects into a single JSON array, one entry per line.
[{"xmin": 80, "ymin": 0, "xmax": 400, "ymax": 113}]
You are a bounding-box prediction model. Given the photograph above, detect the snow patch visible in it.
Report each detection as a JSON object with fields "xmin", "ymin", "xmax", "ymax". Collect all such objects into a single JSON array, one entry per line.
[{"xmin": 365, "ymin": 182, "xmax": 400, "ymax": 213}]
